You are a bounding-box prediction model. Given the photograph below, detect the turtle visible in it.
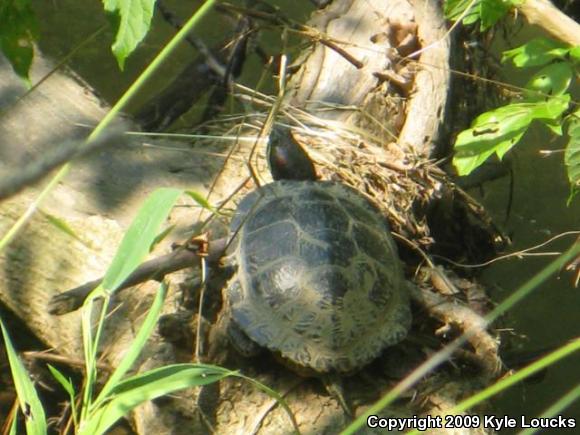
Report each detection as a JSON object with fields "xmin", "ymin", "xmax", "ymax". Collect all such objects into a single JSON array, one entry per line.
[{"xmin": 224, "ymin": 127, "xmax": 412, "ymax": 374}]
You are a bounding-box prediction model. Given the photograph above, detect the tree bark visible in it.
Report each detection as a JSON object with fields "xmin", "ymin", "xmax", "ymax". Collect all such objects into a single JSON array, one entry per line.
[{"xmin": 517, "ymin": 0, "xmax": 580, "ymax": 46}]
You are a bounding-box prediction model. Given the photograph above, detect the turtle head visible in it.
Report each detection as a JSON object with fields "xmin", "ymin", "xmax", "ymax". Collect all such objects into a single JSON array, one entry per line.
[{"xmin": 267, "ymin": 127, "xmax": 317, "ymax": 181}]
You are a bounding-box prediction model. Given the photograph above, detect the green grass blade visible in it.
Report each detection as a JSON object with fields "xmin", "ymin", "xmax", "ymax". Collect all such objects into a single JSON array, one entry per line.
[
  {"xmin": 449, "ymin": 338, "xmax": 580, "ymax": 414},
  {"xmin": 99, "ymin": 187, "xmax": 182, "ymax": 293},
  {"xmin": 341, "ymin": 240, "xmax": 580, "ymax": 435},
  {"xmin": 403, "ymin": 340, "xmax": 580, "ymax": 434},
  {"xmin": 235, "ymin": 372, "xmax": 301, "ymax": 434},
  {"xmin": 80, "ymin": 364, "xmax": 234, "ymax": 435},
  {"xmin": 519, "ymin": 382, "xmax": 580, "ymax": 435},
  {"xmin": 41, "ymin": 211, "xmax": 84, "ymax": 243},
  {"xmin": 89, "ymin": 0, "xmax": 219, "ymax": 144},
  {"xmin": 9, "ymin": 415, "xmax": 18, "ymax": 435},
  {"xmin": 94, "ymin": 282, "xmax": 167, "ymax": 405},
  {"xmin": 47, "ymin": 364, "xmax": 76, "ymax": 398},
  {"xmin": 47, "ymin": 364, "xmax": 78, "ymax": 429},
  {"xmin": 80, "ymin": 295, "xmax": 108, "ymax": 420},
  {"xmin": 0, "ymin": 319, "xmax": 47, "ymax": 435},
  {"xmin": 403, "ymin": 341, "xmax": 580, "ymax": 435},
  {"xmin": 185, "ymin": 190, "xmax": 219, "ymax": 214},
  {"xmin": 79, "ymin": 188, "xmax": 180, "ymax": 416}
]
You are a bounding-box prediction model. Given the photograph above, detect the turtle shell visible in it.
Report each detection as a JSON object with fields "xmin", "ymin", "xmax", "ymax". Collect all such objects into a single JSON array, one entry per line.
[{"xmin": 226, "ymin": 180, "xmax": 411, "ymax": 373}]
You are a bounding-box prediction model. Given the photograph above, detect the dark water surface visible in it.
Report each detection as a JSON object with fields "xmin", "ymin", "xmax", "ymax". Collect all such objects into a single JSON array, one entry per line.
[
  {"xmin": 476, "ymin": 123, "xmax": 580, "ymax": 432},
  {"xmin": 471, "ymin": 25, "xmax": 580, "ymax": 433}
]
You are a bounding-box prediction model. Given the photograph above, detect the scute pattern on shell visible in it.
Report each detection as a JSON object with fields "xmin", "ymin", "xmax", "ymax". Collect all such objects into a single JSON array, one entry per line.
[{"xmin": 227, "ymin": 180, "xmax": 411, "ymax": 373}]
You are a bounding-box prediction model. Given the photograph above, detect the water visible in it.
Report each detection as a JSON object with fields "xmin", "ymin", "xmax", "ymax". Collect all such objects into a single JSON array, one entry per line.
[{"xmin": 476, "ymin": 124, "xmax": 580, "ymax": 432}]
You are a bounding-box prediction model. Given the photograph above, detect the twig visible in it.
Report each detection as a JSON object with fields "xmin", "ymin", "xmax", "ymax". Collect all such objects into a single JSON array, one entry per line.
[
  {"xmin": 156, "ymin": 0, "xmax": 226, "ymax": 78},
  {"xmin": 217, "ymin": 2, "xmax": 365, "ymax": 70},
  {"xmin": 21, "ymin": 351, "xmax": 112, "ymax": 371},
  {"xmin": 194, "ymin": 256, "xmax": 208, "ymax": 363},
  {"xmin": 48, "ymin": 237, "xmax": 227, "ymax": 315}
]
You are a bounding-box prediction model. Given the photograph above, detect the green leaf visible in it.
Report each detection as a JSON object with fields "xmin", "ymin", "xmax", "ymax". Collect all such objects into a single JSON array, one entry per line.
[
  {"xmin": 443, "ymin": 0, "xmax": 512, "ymax": 30},
  {"xmin": 0, "ymin": 0, "xmax": 38, "ymax": 82},
  {"xmin": 185, "ymin": 190, "xmax": 219, "ymax": 214},
  {"xmin": 41, "ymin": 211, "xmax": 84, "ymax": 243},
  {"xmin": 444, "ymin": 0, "xmax": 481, "ymax": 24},
  {"xmin": 524, "ymin": 63, "xmax": 573, "ymax": 100},
  {"xmin": 542, "ymin": 118, "xmax": 563, "ymax": 136},
  {"xmin": 454, "ymin": 128, "xmax": 526, "ymax": 175},
  {"xmin": 479, "ymin": 0, "xmax": 511, "ymax": 30},
  {"xmin": 80, "ymin": 364, "xmax": 233, "ymax": 435},
  {"xmin": 522, "ymin": 95, "xmax": 569, "ymax": 123},
  {"xmin": 94, "ymin": 282, "xmax": 167, "ymax": 405},
  {"xmin": 0, "ymin": 319, "xmax": 47, "ymax": 435},
  {"xmin": 47, "ymin": 365, "xmax": 76, "ymax": 398},
  {"xmin": 102, "ymin": 0, "xmax": 157, "ymax": 70},
  {"xmin": 502, "ymin": 38, "xmax": 571, "ymax": 67},
  {"xmin": 99, "ymin": 187, "xmax": 182, "ymax": 293},
  {"xmin": 564, "ymin": 111, "xmax": 580, "ymax": 204},
  {"xmin": 570, "ymin": 45, "xmax": 580, "ymax": 63},
  {"xmin": 151, "ymin": 224, "xmax": 175, "ymax": 250},
  {"xmin": 453, "ymin": 98, "xmax": 570, "ymax": 175},
  {"xmin": 47, "ymin": 364, "xmax": 78, "ymax": 429}
]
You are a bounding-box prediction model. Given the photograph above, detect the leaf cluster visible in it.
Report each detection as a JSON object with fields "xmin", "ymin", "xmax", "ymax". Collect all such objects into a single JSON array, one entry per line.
[
  {"xmin": 0, "ymin": 0, "xmax": 155, "ymax": 81},
  {"xmin": 444, "ymin": 0, "xmax": 579, "ymax": 204},
  {"xmin": 444, "ymin": 0, "xmax": 516, "ymax": 31},
  {"xmin": 452, "ymin": 38, "xmax": 579, "ymax": 204}
]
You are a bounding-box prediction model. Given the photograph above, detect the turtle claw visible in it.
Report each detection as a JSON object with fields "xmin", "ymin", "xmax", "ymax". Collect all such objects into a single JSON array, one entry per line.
[{"xmin": 323, "ymin": 374, "xmax": 352, "ymax": 417}]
